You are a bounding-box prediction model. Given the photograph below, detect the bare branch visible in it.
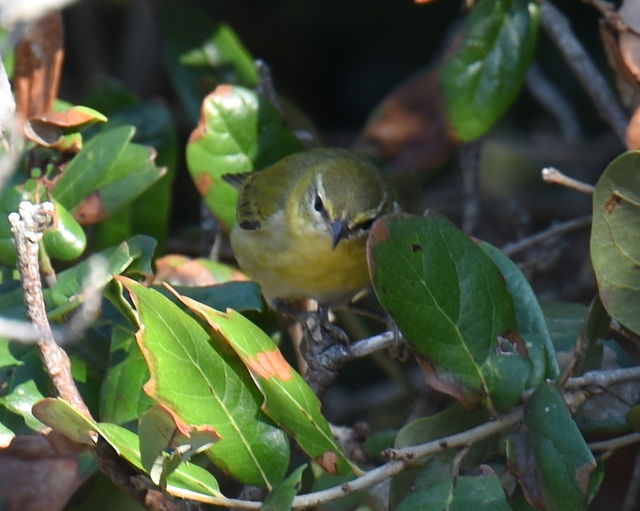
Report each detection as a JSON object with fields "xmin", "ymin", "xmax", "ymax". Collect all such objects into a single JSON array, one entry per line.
[
  {"xmin": 589, "ymin": 432, "xmax": 640, "ymax": 452},
  {"xmin": 541, "ymin": 166, "xmax": 595, "ymax": 194},
  {"xmin": 501, "ymin": 215, "xmax": 592, "ymax": 257},
  {"xmin": 540, "ymin": 1, "xmax": 629, "ymax": 142},
  {"xmin": 9, "ymin": 200, "xmax": 92, "ymax": 418}
]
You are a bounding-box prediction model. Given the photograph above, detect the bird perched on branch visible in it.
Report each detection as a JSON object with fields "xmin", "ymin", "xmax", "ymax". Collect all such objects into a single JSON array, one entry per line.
[{"xmin": 228, "ymin": 148, "xmax": 396, "ymax": 309}]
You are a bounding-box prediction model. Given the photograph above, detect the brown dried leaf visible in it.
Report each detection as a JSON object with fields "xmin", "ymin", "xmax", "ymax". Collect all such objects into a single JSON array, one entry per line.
[
  {"xmin": 620, "ymin": 0, "xmax": 640, "ymax": 34},
  {"xmin": 0, "ymin": 432, "xmax": 90, "ymax": 511},
  {"xmin": 355, "ymin": 68, "xmax": 457, "ymax": 175},
  {"xmin": 73, "ymin": 192, "xmax": 108, "ymax": 225},
  {"xmin": 507, "ymin": 432, "xmax": 545, "ymax": 510},
  {"xmin": 154, "ymin": 254, "xmax": 247, "ymax": 286},
  {"xmin": 14, "ymin": 12, "xmax": 64, "ymax": 121}
]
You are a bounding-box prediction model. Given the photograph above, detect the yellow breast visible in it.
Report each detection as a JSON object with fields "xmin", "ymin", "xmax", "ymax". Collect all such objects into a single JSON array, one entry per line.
[{"xmin": 230, "ymin": 211, "xmax": 369, "ymax": 306}]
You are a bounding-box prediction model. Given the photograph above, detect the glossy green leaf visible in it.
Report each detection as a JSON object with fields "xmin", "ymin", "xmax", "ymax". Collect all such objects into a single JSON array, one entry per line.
[
  {"xmin": 368, "ymin": 213, "xmax": 528, "ymax": 411},
  {"xmin": 42, "ymin": 199, "xmax": 87, "ymax": 261},
  {"xmin": 173, "ymin": 289, "xmax": 354, "ymax": 475},
  {"xmin": 440, "ymin": 0, "xmax": 539, "ymax": 141},
  {"xmin": 262, "ymin": 465, "xmax": 307, "ymax": 511},
  {"xmin": 0, "ymin": 185, "xmax": 30, "ymax": 266},
  {"xmin": 186, "ymin": 85, "xmax": 303, "ymax": 229},
  {"xmin": 591, "ymin": 151, "xmax": 640, "ymax": 334},
  {"xmin": 161, "ymin": 4, "xmax": 258, "ymax": 122},
  {"xmin": 0, "ymin": 348, "xmax": 48, "ymax": 435},
  {"xmin": 99, "ymin": 324, "xmax": 153, "ymax": 424},
  {"xmin": 121, "ymin": 279, "xmax": 289, "ymax": 488},
  {"xmin": 179, "ymin": 288, "xmax": 357, "ymax": 474},
  {"xmin": 480, "ymin": 242, "xmax": 559, "ymax": 384},
  {"xmin": 524, "ymin": 383, "xmax": 596, "ymax": 511},
  {"xmin": 52, "ymin": 125, "xmax": 134, "ymax": 210}
]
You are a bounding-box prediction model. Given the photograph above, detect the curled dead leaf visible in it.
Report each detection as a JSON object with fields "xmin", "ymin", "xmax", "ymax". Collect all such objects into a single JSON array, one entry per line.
[{"xmin": 73, "ymin": 192, "xmax": 108, "ymax": 225}]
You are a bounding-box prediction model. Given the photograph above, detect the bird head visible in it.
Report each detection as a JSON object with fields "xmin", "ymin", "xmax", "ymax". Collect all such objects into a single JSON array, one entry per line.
[{"xmin": 292, "ymin": 148, "xmax": 395, "ymax": 248}]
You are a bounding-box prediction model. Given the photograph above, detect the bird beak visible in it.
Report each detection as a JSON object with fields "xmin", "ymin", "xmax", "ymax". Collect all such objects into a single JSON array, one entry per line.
[{"xmin": 331, "ymin": 220, "xmax": 348, "ymax": 249}]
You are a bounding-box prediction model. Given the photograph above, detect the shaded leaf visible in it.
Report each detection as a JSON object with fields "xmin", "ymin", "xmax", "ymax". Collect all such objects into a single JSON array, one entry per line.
[
  {"xmin": 591, "ymin": 151, "xmax": 640, "ymax": 334},
  {"xmin": 540, "ymin": 301, "xmax": 587, "ymax": 352},
  {"xmin": 262, "ymin": 465, "xmax": 307, "ymax": 511},
  {"xmin": 368, "ymin": 212, "xmax": 528, "ymax": 411},
  {"xmin": 32, "ymin": 398, "xmax": 96, "ymax": 445},
  {"xmin": 157, "ymin": 281, "xmax": 263, "ymax": 314},
  {"xmin": 0, "ymin": 348, "xmax": 48, "ymax": 435},
  {"xmin": 171, "ymin": 288, "xmax": 354, "ymax": 475},
  {"xmin": 441, "ymin": 0, "xmax": 539, "ymax": 140},
  {"xmin": 161, "ymin": 5, "xmax": 258, "ymax": 122},
  {"xmin": 524, "ymin": 383, "xmax": 596, "ymax": 511},
  {"xmin": 480, "ymin": 242, "xmax": 559, "ymax": 384},
  {"xmin": 120, "ymin": 279, "xmax": 289, "ymax": 488},
  {"xmin": 186, "ymin": 85, "xmax": 303, "ymax": 229},
  {"xmin": 99, "ymin": 324, "xmax": 153, "ymax": 425}
]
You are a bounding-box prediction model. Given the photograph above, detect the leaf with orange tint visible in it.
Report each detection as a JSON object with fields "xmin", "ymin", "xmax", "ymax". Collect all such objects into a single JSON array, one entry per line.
[
  {"xmin": 154, "ymin": 254, "xmax": 248, "ymax": 286},
  {"xmin": 186, "ymin": 85, "xmax": 302, "ymax": 230},
  {"xmin": 169, "ymin": 286, "xmax": 356, "ymax": 476},
  {"xmin": 120, "ymin": 278, "xmax": 289, "ymax": 488}
]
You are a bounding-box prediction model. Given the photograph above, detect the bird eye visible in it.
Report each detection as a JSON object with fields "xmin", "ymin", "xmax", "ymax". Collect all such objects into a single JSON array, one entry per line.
[
  {"xmin": 313, "ymin": 195, "xmax": 325, "ymax": 213},
  {"xmin": 358, "ymin": 218, "xmax": 376, "ymax": 231}
]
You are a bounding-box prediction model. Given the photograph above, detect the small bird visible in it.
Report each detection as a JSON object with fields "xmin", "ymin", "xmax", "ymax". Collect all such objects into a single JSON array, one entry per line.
[{"xmin": 229, "ymin": 148, "xmax": 396, "ymax": 308}]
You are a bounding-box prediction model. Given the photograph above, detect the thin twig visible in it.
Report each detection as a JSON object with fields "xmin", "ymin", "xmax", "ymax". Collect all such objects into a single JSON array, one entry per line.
[
  {"xmin": 589, "ymin": 432, "xmax": 640, "ymax": 452},
  {"xmin": 460, "ymin": 140, "xmax": 482, "ymax": 235},
  {"xmin": 501, "ymin": 215, "xmax": 592, "ymax": 256},
  {"xmin": 526, "ymin": 63, "xmax": 584, "ymax": 142},
  {"xmin": 540, "ymin": 1, "xmax": 629, "ymax": 143},
  {"xmin": 541, "ymin": 166, "xmax": 595, "ymax": 194},
  {"xmin": 9, "ymin": 200, "xmax": 91, "ymax": 418}
]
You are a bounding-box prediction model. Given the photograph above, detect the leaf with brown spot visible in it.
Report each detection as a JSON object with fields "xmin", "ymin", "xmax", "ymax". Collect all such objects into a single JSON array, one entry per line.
[
  {"xmin": 367, "ymin": 212, "xmax": 529, "ymax": 412},
  {"xmin": 167, "ymin": 285, "xmax": 357, "ymax": 476},
  {"xmin": 120, "ymin": 278, "xmax": 289, "ymax": 488},
  {"xmin": 591, "ymin": 151, "xmax": 640, "ymax": 334}
]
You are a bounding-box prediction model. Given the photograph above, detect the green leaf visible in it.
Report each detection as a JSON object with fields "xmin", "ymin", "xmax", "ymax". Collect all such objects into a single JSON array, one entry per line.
[
  {"xmin": 368, "ymin": 213, "xmax": 528, "ymax": 411},
  {"xmin": 46, "ymin": 235, "xmax": 156, "ymax": 318},
  {"xmin": 138, "ymin": 404, "xmax": 219, "ymax": 488},
  {"xmin": 33, "ymin": 399, "xmax": 221, "ymax": 499},
  {"xmin": 52, "ymin": 125, "xmax": 135, "ymax": 210},
  {"xmin": 394, "ymin": 460, "xmax": 511, "ymax": 511},
  {"xmin": 480, "ymin": 242, "xmax": 559, "ymax": 384},
  {"xmin": 0, "ymin": 348, "xmax": 48, "ymax": 435},
  {"xmin": 32, "ymin": 398, "xmax": 96, "ymax": 445},
  {"xmin": 94, "ymin": 143, "xmax": 166, "ymax": 219},
  {"xmin": 42, "ymin": 199, "xmax": 87, "ymax": 261},
  {"xmin": 440, "ymin": 0, "xmax": 539, "ymax": 141},
  {"xmin": 161, "ymin": 5, "xmax": 258, "ymax": 122},
  {"xmin": 186, "ymin": 85, "xmax": 303, "ymax": 229},
  {"xmin": 540, "ymin": 301, "xmax": 587, "ymax": 352},
  {"xmin": 262, "ymin": 465, "xmax": 307, "ymax": 511},
  {"xmin": 99, "ymin": 324, "xmax": 153, "ymax": 424},
  {"xmin": 591, "ymin": 151, "xmax": 640, "ymax": 334},
  {"xmin": 121, "ymin": 279, "xmax": 289, "ymax": 488},
  {"xmin": 171, "ymin": 289, "xmax": 354, "ymax": 475},
  {"xmin": 157, "ymin": 281, "xmax": 263, "ymax": 314},
  {"xmin": 524, "ymin": 383, "xmax": 596, "ymax": 511}
]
